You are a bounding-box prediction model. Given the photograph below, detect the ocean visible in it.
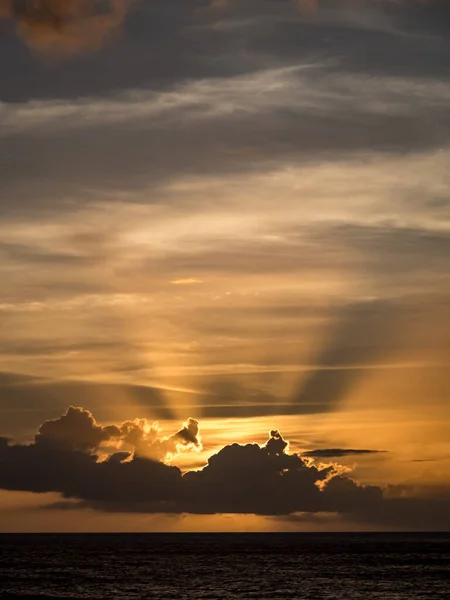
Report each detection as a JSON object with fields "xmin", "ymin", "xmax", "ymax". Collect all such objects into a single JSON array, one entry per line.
[{"xmin": 0, "ymin": 533, "xmax": 448, "ymax": 599}]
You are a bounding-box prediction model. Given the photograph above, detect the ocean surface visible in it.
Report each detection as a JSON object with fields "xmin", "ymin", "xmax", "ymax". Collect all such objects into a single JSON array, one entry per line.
[{"xmin": 0, "ymin": 533, "xmax": 449, "ymax": 599}]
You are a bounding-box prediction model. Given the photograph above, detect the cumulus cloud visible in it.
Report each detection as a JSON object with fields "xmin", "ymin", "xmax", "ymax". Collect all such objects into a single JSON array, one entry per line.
[
  {"xmin": 33, "ymin": 406, "xmax": 201, "ymax": 461},
  {"xmin": 181, "ymin": 429, "xmax": 338, "ymax": 515},
  {"xmin": 35, "ymin": 405, "xmax": 120, "ymax": 451},
  {"xmin": 117, "ymin": 415, "xmax": 202, "ymax": 461},
  {"xmin": 0, "ymin": 0, "xmax": 132, "ymax": 56},
  {"xmin": 0, "ymin": 409, "xmax": 448, "ymax": 529},
  {"xmin": 265, "ymin": 429, "xmax": 289, "ymax": 456}
]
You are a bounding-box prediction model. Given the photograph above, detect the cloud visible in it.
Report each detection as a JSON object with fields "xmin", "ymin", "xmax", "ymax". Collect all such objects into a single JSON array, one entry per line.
[
  {"xmin": 35, "ymin": 405, "xmax": 120, "ymax": 451},
  {"xmin": 32, "ymin": 406, "xmax": 202, "ymax": 461},
  {"xmin": 4, "ymin": 65, "xmax": 450, "ymax": 137},
  {"xmin": 2, "ymin": 64, "xmax": 450, "ymax": 216},
  {"xmin": 170, "ymin": 278, "xmax": 203, "ymax": 285},
  {"xmin": 0, "ymin": 408, "xmax": 449, "ymax": 529},
  {"xmin": 1, "ymin": 0, "xmax": 450, "ymax": 106},
  {"xmin": 0, "ymin": 0, "xmax": 133, "ymax": 57},
  {"xmin": 118, "ymin": 415, "xmax": 202, "ymax": 460},
  {"xmin": 302, "ymin": 448, "xmax": 387, "ymax": 458}
]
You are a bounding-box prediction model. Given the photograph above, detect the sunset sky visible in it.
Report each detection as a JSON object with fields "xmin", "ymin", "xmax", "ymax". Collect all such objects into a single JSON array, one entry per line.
[{"xmin": 0, "ymin": 0, "xmax": 449, "ymax": 532}]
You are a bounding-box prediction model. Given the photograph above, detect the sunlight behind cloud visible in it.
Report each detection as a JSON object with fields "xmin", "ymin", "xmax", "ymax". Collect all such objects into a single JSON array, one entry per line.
[{"xmin": 1, "ymin": 0, "xmax": 450, "ymax": 532}]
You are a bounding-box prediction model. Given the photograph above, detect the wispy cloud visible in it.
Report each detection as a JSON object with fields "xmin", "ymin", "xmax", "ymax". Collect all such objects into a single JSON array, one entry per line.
[
  {"xmin": 171, "ymin": 278, "xmax": 203, "ymax": 285},
  {"xmin": 2, "ymin": 64, "xmax": 450, "ymax": 136}
]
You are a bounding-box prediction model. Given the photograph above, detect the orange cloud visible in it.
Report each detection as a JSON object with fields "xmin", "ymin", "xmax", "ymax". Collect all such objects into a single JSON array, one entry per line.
[
  {"xmin": 0, "ymin": 0, "xmax": 133, "ymax": 56},
  {"xmin": 170, "ymin": 278, "xmax": 203, "ymax": 285}
]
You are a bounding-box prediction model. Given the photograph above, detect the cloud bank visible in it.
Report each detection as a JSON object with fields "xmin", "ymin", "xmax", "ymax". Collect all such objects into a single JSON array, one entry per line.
[{"xmin": 0, "ymin": 407, "xmax": 449, "ymax": 530}]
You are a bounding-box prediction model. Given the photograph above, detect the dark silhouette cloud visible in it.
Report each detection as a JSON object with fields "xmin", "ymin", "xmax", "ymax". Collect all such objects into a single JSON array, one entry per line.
[
  {"xmin": 303, "ymin": 449, "xmax": 387, "ymax": 458},
  {"xmin": 266, "ymin": 430, "xmax": 288, "ymax": 456},
  {"xmin": 0, "ymin": 409, "xmax": 449, "ymax": 529},
  {"xmin": 35, "ymin": 405, "xmax": 120, "ymax": 451},
  {"xmin": 176, "ymin": 417, "xmax": 200, "ymax": 445},
  {"xmin": 180, "ymin": 430, "xmax": 334, "ymax": 515}
]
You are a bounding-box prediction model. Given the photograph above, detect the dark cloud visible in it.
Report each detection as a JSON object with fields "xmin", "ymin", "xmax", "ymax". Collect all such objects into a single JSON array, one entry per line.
[
  {"xmin": 246, "ymin": 5, "xmax": 450, "ymax": 80},
  {"xmin": 176, "ymin": 417, "xmax": 200, "ymax": 445},
  {"xmin": 0, "ymin": 424, "xmax": 332, "ymax": 513},
  {"xmin": 180, "ymin": 430, "xmax": 332, "ymax": 515},
  {"xmin": 0, "ymin": 437, "xmax": 182, "ymax": 506},
  {"xmin": 0, "ymin": 371, "xmax": 42, "ymax": 386},
  {"xmin": 0, "ymin": 0, "xmax": 221, "ymax": 102},
  {"xmin": 35, "ymin": 405, "xmax": 120, "ymax": 451},
  {"xmin": 0, "ymin": 241, "xmax": 91, "ymax": 265},
  {"xmin": 1, "ymin": 4, "xmax": 450, "ymax": 217},
  {"xmin": 2, "ymin": 73, "xmax": 449, "ymax": 217},
  {"xmin": 266, "ymin": 429, "xmax": 288, "ymax": 456},
  {"xmin": 302, "ymin": 448, "xmax": 387, "ymax": 458},
  {"xmin": 1, "ymin": 0, "xmax": 450, "ymax": 102},
  {"xmin": 0, "ymin": 410, "xmax": 449, "ymax": 529},
  {"xmin": 326, "ymin": 224, "xmax": 450, "ymax": 282},
  {"xmin": 0, "ymin": 406, "xmax": 188, "ymax": 506}
]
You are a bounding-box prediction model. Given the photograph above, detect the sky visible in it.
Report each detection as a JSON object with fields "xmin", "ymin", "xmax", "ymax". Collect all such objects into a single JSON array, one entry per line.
[{"xmin": 0, "ymin": 0, "xmax": 449, "ymax": 532}]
